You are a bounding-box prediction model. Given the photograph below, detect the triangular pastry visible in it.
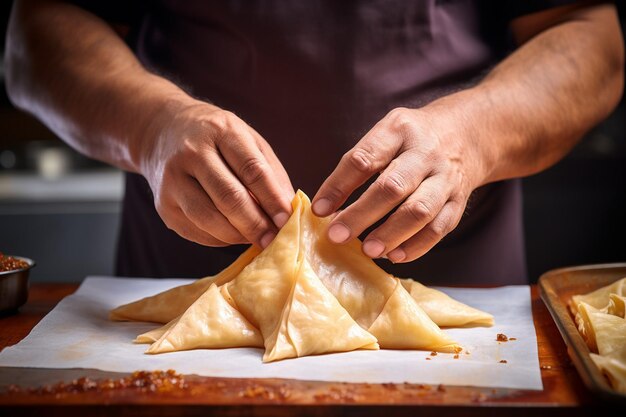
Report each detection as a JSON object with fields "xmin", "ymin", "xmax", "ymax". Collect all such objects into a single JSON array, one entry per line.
[
  {"xmin": 399, "ymin": 279, "xmax": 494, "ymax": 327},
  {"xmin": 109, "ymin": 245, "xmax": 261, "ymax": 323},
  {"xmin": 145, "ymin": 283, "xmax": 263, "ymax": 353},
  {"xmin": 572, "ymin": 278, "xmax": 626, "ymax": 394},
  {"xmin": 262, "ymin": 257, "xmax": 379, "ymax": 362},
  {"xmin": 590, "ymin": 354, "xmax": 626, "ymax": 394},
  {"xmin": 111, "ymin": 190, "xmax": 494, "ymax": 362},
  {"xmin": 224, "ymin": 193, "xmax": 378, "ymax": 362},
  {"xmin": 134, "ymin": 319, "xmax": 176, "ymax": 344},
  {"xmin": 570, "ymin": 278, "xmax": 626, "ymax": 315},
  {"xmin": 291, "ymin": 192, "xmax": 462, "ymax": 351},
  {"xmin": 368, "ymin": 278, "xmax": 460, "ymax": 352},
  {"xmin": 576, "ymin": 301, "xmax": 626, "ymax": 360}
]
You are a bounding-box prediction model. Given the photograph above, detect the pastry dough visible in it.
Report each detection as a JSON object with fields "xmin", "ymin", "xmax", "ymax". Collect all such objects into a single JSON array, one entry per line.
[
  {"xmin": 572, "ymin": 279, "xmax": 626, "ymax": 394},
  {"xmin": 400, "ymin": 279, "xmax": 494, "ymax": 327},
  {"xmin": 110, "ymin": 245, "xmax": 261, "ymax": 323},
  {"xmin": 576, "ymin": 301, "xmax": 626, "ymax": 358},
  {"xmin": 608, "ymin": 294, "xmax": 626, "ymax": 318},
  {"xmin": 113, "ymin": 191, "xmax": 496, "ymax": 362},
  {"xmin": 590, "ymin": 354, "xmax": 626, "ymax": 394},
  {"xmin": 570, "ymin": 277, "xmax": 626, "ymax": 315},
  {"xmin": 146, "ymin": 284, "xmax": 263, "ymax": 353}
]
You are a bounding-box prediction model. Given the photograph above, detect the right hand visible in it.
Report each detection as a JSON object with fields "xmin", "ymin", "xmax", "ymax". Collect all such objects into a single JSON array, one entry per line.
[{"xmin": 139, "ymin": 101, "xmax": 295, "ymax": 248}]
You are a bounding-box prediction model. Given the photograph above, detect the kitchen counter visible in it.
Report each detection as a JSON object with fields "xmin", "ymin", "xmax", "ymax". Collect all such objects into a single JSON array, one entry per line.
[{"xmin": 0, "ymin": 283, "xmax": 604, "ymax": 416}]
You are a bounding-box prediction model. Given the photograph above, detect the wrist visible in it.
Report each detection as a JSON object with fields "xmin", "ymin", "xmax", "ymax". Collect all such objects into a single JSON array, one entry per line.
[{"xmin": 128, "ymin": 83, "xmax": 207, "ymax": 176}]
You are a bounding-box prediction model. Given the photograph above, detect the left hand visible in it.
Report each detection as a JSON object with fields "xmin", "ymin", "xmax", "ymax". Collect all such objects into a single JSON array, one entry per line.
[{"xmin": 312, "ymin": 106, "xmax": 487, "ymax": 263}]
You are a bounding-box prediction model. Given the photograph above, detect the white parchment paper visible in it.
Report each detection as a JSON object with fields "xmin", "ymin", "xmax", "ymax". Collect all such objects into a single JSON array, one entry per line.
[{"xmin": 0, "ymin": 277, "xmax": 543, "ymax": 390}]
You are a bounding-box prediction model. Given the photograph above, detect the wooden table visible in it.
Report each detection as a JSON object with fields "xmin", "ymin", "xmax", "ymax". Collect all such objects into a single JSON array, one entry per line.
[{"xmin": 0, "ymin": 283, "xmax": 605, "ymax": 416}]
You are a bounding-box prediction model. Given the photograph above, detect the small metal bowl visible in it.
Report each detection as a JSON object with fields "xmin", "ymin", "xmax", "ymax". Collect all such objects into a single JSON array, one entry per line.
[{"xmin": 0, "ymin": 256, "xmax": 35, "ymax": 314}]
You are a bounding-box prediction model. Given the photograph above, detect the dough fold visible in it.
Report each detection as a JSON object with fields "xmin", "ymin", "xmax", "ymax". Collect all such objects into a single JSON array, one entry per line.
[{"xmin": 112, "ymin": 191, "xmax": 496, "ymax": 362}]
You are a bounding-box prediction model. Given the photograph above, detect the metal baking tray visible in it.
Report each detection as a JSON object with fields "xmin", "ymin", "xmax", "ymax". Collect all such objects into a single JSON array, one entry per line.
[{"xmin": 538, "ymin": 263, "xmax": 626, "ymax": 404}]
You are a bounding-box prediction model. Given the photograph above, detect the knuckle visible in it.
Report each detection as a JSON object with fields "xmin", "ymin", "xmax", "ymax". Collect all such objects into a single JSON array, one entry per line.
[
  {"xmin": 344, "ymin": 147, "xmax": 377, "ymax": 174},
  {"xmin": 219, "ymin": 185, "xmax": 249, "ymax": 212},
  {"xmin": 403, "ymin": 200, "xmax": 435, "ymax": 223},
  {"xmin": 428, "ymin": 218, "xmax": 449, "ymax": 239},
  {"xmin": 238, "ymin": 157, "xmax": 267, "ymax": 186},
  {"xmin": 245, "ymin": 215, "xmax": 268, "ymax": 239},
  {"xmin": 376, "ymin": 173, "xmax": 409, "ymax": 202},
  {"xmin": 181, "ymin": 137, "xmax": 197, "ymax": 155},
  {"xmin": 388, "ymin": 107, "xmax": 413, "ymax": 131},
  {"xmin": 208, "ymin": 110, "xmax": 239, "ymax": 134}
]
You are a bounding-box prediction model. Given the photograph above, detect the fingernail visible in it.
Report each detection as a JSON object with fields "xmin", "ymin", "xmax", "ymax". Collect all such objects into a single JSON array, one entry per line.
[
  {"xmin": 328, "ymin": 223, "xmax": 350, "ymax": 243},
  {"xmin": 313, "ymin": 198, "xmax": 332, "ymax": 216},
  {"xmin": 387, "ymin": 248, "xmax": 406, "ymax": 263},
  {"xmin": 260, "ymin": 231, "xmax": 276, "ymax": 248},
  {"xmin": 363, "ymin": 239, "xmax": 385, "ymax": 258},
  {"xmin": 273, "ymin": 212, "xmax": 289, "ymax": 228}
]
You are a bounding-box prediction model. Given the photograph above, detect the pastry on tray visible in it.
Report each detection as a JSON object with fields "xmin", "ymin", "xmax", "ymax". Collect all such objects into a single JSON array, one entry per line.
[{"xmin": 571, "ymin": 278, "xmax": 626, "ymax": 394}]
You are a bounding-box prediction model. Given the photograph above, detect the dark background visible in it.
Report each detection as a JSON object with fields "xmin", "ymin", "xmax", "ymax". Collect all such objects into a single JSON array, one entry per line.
[{"xmin": 0, "ymin": 1, "xmax": 624, "ymax": 283}]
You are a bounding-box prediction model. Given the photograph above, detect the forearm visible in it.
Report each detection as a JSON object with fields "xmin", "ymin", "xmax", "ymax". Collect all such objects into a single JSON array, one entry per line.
[
  {"xmin": 424, "ymin": 3, "xmax": 624, "ymax": 188},
  {"xmin": 5, "ymin": 0, "xmax": 201, "ymax": 173}
]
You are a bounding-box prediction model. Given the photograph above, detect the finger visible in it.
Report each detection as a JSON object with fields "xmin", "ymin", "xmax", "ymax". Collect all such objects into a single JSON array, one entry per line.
[
  {"xmin": 177, "ymin": 176, "xmax": 248, "ymax": 245},
  {"xmin": 194, "ymin": 148, "xmax": 277, "ymax": 248},
  {"xmin": 326, "ymin": 151, "xmax": 429, "ymax": 245},
  {"xmin": 312, "ymin": 122, "xmax": 403, "ymax": 217},
  {"xmin": 162, "ymin": 206, "xmax": 231, "ymax": 247},
  {"xmin": 254, "ymin": 132, "xmax": 296, "ymax": 204},
  {"xmin": 386, "ymin": 200, "xmax": 465, "ymax": 263},
  {"xmin": 218, "ymin": 127, "xmax": 293, "ymax": 228},
  {"xmin": 361, "ymin": 174, "xmax": 450, "ymax": 258}
]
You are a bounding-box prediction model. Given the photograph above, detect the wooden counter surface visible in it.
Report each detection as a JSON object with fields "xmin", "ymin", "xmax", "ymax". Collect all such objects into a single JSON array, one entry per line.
[{"xmin": 0, "ymin": 283, "xmax": 604, "ymax": 416}]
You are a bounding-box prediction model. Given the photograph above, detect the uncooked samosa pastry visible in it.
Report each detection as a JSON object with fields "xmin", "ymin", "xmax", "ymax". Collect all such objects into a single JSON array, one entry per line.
[
  {"xmin": 112, "ymin": 190, "xmax": 471, "ymax": 362},
  {"xmin": 293, "ymin": 193, "xmax": 462, "ymax": 351},
  {"xmin": 399, "ymin": 279, "xmax": 494, "ymax": 327},
  {"xmin": 590, "ymin": 354, "xmax": 626, "ymax": 394},
  {"xmin": 134, "ymin": 319, "xmax": 175, "ymax": 344},
  {"xmin": 608, "ymin": 294, "xmax": 626, "ymax": 318},
  {"xmin": 223, "ymin": 193, "xmax": 378, "ymax": 362},
  {"xmin": 145, "ymin": 284, "xmax": 263, "ymax": 353},
  {"xmin": 576, "ymin": 301, "xmax": 626, "ymax": 360},
  {"xmin": 575, "ymin": 302, "xmax": 602, "ymax": 350},
  {"xmin": 569, "ymin": 277, "xmax": 626, "ymax": 315},
  {"xmin": 576, "ymin": 300, "xmax": 626, "ymax": 394},
  {"xmin": 110, "ymin": 245, "xmax": 261, "ymax": 323}
]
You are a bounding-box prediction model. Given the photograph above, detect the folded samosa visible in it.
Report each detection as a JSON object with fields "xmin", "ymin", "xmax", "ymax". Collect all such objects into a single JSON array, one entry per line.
[
  {"xmin": 582, "ymin": 304, "xmax": 626, "ymax": 394},
  {"xmin": 223, "ymin": 195, "xmax": 379, "ymax": 361},
  {"xmin": 110, "ymin": 245, "xmax": 261, "ymax": 323},
  {"xmin": 570, "ymin": 277, "xmax": 626, "ymax": 315},
  {"xmin": 112, "ymin": 191, "xmax": 499, "ymax": 362},
  {"xmin": 573, "ymin": 281, "xmax": 626, "ymax": 395},
  {"xmin": 284, "ymin": 191, "xmax": 460, "ymax": 352},
  {"xmin": 399, "ymin": 279, "xmax": 494, "ymax": 327},
  {"xmin": 145, "ymin": 284, "xmax": 263, "ymax": 353},
  {"xmin": 590, "ymin": 354, "xmax": 626, "ymax": 394},
  {"xmin": 576, "ymin": 301, "xmax": 626, "ymax": 359}
]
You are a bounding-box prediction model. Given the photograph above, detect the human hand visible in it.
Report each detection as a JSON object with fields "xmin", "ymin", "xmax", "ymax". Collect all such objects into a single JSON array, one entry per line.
[
  {"xmin": 140, "ymin": 101, "xmax": 295, "ymax": 248},
  {"xmin": 312, "ymin": 106, "xmax": 486, "ymax": 263}
]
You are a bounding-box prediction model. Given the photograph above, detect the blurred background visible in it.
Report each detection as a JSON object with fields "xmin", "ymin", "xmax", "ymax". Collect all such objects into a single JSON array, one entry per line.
[{"xmin": 0, "ymin": 2, "xmax": 624, "ymax": 284}]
